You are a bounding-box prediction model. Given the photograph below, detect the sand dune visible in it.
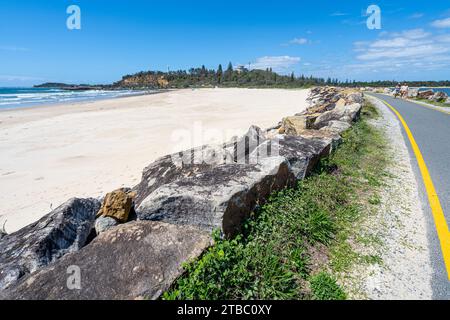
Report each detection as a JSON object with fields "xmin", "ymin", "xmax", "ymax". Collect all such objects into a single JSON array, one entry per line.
[{"xmin": 0, "ymin": 88, "xmax": 309, "ymax": 233}]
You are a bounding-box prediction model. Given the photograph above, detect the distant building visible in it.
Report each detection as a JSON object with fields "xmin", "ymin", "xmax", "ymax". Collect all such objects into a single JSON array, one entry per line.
[{"xmin": 234, "ymin": 65, "xmax": 248, "ymax": 74}]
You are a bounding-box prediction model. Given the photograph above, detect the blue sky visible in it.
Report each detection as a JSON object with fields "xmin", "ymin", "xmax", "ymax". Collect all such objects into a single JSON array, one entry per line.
[{"xmin": 1, "ymin": 0, "xmax": 450, "ymax": 86}]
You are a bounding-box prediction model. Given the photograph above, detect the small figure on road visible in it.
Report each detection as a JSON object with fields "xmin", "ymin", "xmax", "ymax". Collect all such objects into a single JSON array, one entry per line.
[
  {"xmin": 393, "ymin": 83, "xmax": 401, "ymax": 98},
  {"xmin": 400, "ymin": 83, "xmax": 409, "ymax": 99}
]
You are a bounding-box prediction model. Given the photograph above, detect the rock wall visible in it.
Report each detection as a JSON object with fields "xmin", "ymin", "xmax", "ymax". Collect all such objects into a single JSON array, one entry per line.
[
  {"xmin": 0, "ymin": 87, "xmax": 364, "ymax": 300},
  {"xmin": 382, "ymin": 87, "xmax": 449, "ymax": 104}
]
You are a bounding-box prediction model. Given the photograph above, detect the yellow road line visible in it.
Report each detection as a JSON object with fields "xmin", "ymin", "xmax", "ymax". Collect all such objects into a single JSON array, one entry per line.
[{"xmin": 379, "ymin": 98, "xmax": 450, "ymax": 280}]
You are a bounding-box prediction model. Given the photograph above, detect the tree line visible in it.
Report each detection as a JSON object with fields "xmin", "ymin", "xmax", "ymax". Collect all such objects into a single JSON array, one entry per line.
[
  {"xmin": 113, "ymin": 63, "xmax": 450, "ymax": 89},
  {"xmin": 114, "ymin": 63, "xmax": 327, "ymax": 89}
]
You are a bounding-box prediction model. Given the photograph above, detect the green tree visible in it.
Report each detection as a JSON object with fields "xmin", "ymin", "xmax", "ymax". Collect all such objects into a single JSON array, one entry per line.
[
  {"xmin": 225, "ymin": 62, "xmax": 233, "ymax": 81},
  {"xmin": 217, "ymin": 64, "xmax": 223, "ymax": 84}
]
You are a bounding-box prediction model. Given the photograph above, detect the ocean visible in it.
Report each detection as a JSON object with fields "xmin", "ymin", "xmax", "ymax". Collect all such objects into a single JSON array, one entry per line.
[
  {"xmin": 418, "ymin": 87, "xmax": 450, "ymax": 95},
  {"xmin": 0, "ymin": 87, "xmax": 145, "ymax": 110}
]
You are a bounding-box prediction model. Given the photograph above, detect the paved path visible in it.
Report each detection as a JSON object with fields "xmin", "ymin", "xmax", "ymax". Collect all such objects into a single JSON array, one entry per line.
[{"xmin": 370, "ymin": 93, "xmax": 450, "ymax": 299}]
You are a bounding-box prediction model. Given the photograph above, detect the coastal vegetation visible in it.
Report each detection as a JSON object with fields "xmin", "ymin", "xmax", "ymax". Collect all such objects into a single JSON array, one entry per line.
[
  {"xmin": 163, "ymin": 102, "xmax": 388, "ymax": 300},
  {"xmin": 113, "ymin": 66, "xmax": 450, "ymax": 89},
  {"xmin": 34, "ymin": 63, "xmax": 450, "ymax": 91},
  {"xmin": 113, "ymin": 64, "xmax": 326, "ymax": 89}
]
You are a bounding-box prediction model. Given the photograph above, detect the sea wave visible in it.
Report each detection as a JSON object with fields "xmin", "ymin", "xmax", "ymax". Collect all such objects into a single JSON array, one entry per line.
[{"xmin": 0, "ymin": 88, "xmax": 146, "ymax": 109}]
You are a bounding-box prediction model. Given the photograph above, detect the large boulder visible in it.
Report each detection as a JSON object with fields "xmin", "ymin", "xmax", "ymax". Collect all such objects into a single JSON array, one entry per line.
[
  {"xmin": 335, "ymin": 98, "xmax": 347, "ymax": 108},
  {"xmin": 137, "ymin": 156, "xmax": 296, "ymax": 237},
  {"xmin": 418, "ymin": 90, "xmax": 434, "ymax": 99},
  {"xmin": 281, "ymin": 115, "xmax": 317, "ymax": 135},
  {"xmin": 133, "ymin": 126, "xmax": 266, "ymax": 207},
  {"xmin": 313, "ymin": 103, "xmax": 362, "ymax": 129},
  {"xmin": 1, "ymin": 221, "xmax": 211, "ymax": 300},
  {"xmin": 293, "ymin": 130, "xmax": 342, "ymax": 153},
  {"xmin": 96, "ymin": 188, "xmax": 136, "ymax": 223},
  {"xmin": 250, "ymin": 134, "xmax": 332, "ymax": 180},
  {"xmin": 345, "ymin": 92, "xmax": 364, "ymax": 104},
  {"xmin": 229, "ymin": 125, "xmax": 267, "ymax": 163},
  {"xmin": 136, "ymin": 132, "xmax": 336, "ymax": 237},
  {"xmin": 319, "ymin": 120, "xmax": 352, "ymax": 134},
  {"xmin": 0, "ymin": 198, "xmax": 100, "ymax": 290},
  {"xmin": 430, "ymin": 91, "xmax": 448, "ymax": 102},
  {"xmin": 305, "ymin": 102, "xmax": 336, "ymax": 115}
]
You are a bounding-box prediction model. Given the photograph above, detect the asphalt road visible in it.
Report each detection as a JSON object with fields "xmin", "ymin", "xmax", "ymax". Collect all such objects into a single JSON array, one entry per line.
[{"xmin": 370, "ymin": 93, "xmax": 450, "ymax": 299}]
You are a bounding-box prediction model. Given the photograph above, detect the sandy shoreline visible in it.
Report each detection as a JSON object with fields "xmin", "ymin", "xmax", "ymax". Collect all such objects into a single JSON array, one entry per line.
[{"xmin": 0, "ymin": 88, "xmax": 309, "ymax": 233}]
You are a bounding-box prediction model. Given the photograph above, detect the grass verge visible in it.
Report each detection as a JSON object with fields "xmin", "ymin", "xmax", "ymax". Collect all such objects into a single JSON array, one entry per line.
[
  {"xmin": 415, "ymin": 98, "xmax": 449, "ymax": 108},
  {"xmin": 163, "ymin": 102, "xmax": 388, "ymax": 300}
]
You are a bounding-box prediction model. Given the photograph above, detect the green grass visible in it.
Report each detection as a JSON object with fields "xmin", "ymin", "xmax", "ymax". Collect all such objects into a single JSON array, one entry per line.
[
  {"xmin": 415, "ymin": 98, "xmax": 450, "ymax": 108},
  {"xmin": 163, "ymin": 101, "xmax": 388, "ymax": 300},
  {"xmin": 310, "ymin": 272, "xmax": 347, "ymax": 300}
]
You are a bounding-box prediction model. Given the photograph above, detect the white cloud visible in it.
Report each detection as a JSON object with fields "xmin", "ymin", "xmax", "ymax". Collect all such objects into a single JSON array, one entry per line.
[
  {"xmin": 289, "ymin": 38, "xmax": 308, "ymax": 45},
  {"xmin": 401, "ymin": 29, "xmax": 431, "ymax": 39},
  {"xmin": 355, "ymin": 29, "xmax": 448, "ymax": 61},
  {"xmin": 343, "ymin": 28, "xmax": 450, "ymax": 77},
  {"xmin": 409, "ymin": 13, "xmax": 424, "ymax": 19},
  {"xmin": 249, "ymin": 56, "xmax": 301, "ymax": 72},
  {"xmin": 436, "ymin": 34, "xmax": 450, "ymax": 43},
  {"xmin": 431, "ymin": 17, "xmax": 450, "ymax": 28},
  {"xmin": 330, "ymin": 12, "xmax": 348, "ymax": 17},
  {"xmin": 0, "ymin": 75, "xmax": 43, "ymax": 82},
  {"xmin": 0, "ymin": 45, "xmax": 29, "ymax": 52}
]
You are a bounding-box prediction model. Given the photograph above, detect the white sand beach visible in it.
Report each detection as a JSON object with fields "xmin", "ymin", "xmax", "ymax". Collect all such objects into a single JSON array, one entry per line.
[{"xmin": 0, "ymin": 88, "xmax": 309, "ymax": 233}]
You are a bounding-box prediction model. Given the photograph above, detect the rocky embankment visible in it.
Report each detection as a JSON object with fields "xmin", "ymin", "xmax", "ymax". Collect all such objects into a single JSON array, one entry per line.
[
  {"xmin": 0, "ymin": 87, "xmax": 364, "ymax": 300},
  {"xmin": 366, "ymin": 87, "xmax": 450, "ymax": 105}
]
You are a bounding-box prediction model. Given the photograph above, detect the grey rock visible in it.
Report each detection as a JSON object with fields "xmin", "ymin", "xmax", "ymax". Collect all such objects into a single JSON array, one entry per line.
[
  {"xmin": 137, "ymin": 133, "xmax": 334, "ymax": 237},
  {"xmin": 2, "ymin": 221, "xmax": 211, "ymax": 300},
  {"xmin": 137, "ymin": 156, "xmax": 296, "ymax": 237},
  {"xmin": 229, "ymin": 125, "xmax": 267, "ymax": 163},
  {"xmin": 133, "ymin": 148, "xmax": 230, "ymax": 207},
  {"xmin": 250, "ymin": 134, "xmax": 332, "ymax": 180},
  {"xmin": 418, "ymin": 90, "xmax": 434, "ymax": 99},
  {"xmin": 133, "ymin": 126, "xmax": 266, "ymax": 207},
  {"xmin": 431, "ymin": 91, "xmax": 448, "ymax": 102},
  {"xmin": 0, "ymin": 221, "xmax": 6, "ymax": 240},
  {"xmin": 95, "ymin": 216, "xmax": 119, "ymax": 235},
  {"xmin": 314, "ymin": 103, "xmax": 362, "ymax": 129},
  {"xmin": 319, "ymin": 120, "xmax": 352, "ymax": 134},
  {"xmin": 296, "ymin": 130, "xmax": 343, "ymax": 153},
  {"xmin": 346, "ymin": 92, "xmax": 364, "ymax": 104},
  {"xmin": 0, "ymin": 198, "xmax": 100, "ymax": 290}
]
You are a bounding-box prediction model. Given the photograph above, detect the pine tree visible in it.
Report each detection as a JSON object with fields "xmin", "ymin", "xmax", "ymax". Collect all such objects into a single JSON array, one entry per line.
[
  {"xmin": 225, "ymin": 62, "xmax": 233, "ymax": 81},
  {"xmin": 227, "ymin": 62, "xmax": 233, "ymax": 73},
  {"xmin": 217, "ymin": 64, "xmax": 223, "ymax": 84}
]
